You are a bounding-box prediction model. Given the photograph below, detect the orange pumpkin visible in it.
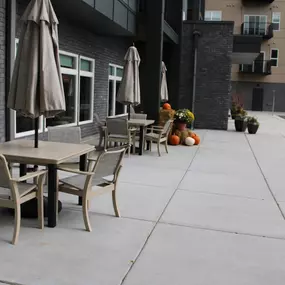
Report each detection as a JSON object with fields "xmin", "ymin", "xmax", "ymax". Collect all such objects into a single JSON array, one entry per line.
[
  {"xmin": 169, "ymin": 135, "xmax": 180, "ymax": 145},
  {"xmin": 163, "ymin": 103, "xmax": 171, "ymax": 110},
  {"xmin": 191, "ymin": 133, "xmax": 200, "ymax": 145}
]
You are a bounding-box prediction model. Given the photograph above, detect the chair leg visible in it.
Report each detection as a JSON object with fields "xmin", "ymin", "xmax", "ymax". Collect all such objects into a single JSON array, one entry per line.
[
  {"xmin": 165, "ymin": 140, "xmax": 169, "ymax": 154},
  {"xmin": 82, "ymin": 195, "xmax": 92, "ymax": 232},
  {"xmin": 104, "ymin": 137, "xmax": 108, "ymax": 151},
  {"xmin": 157, "ymin": 141, "xmax": 161, "ymax": 157},
  {"xmin": 37, "ymin": 187, "xmax": 44, "ymax": 230},
  {"xmin": 98, "ymin": 131, "xmax": 103, "ymax": 147},
  {"xmin": 12, "ymin": 203, "xmax": 21, "ymax": 245},
  {"xmin": 112, "ymin": 187, "xmax": 120, "ymax": 217},
  {"xmin": 149, "ymin": 140, "xmax": 152, "ymax": 151}
]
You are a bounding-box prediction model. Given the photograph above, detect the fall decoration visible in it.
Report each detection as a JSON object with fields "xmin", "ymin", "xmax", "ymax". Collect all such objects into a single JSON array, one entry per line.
[
  {"xmin": 163, "ymin": 103, "xmax": 171, "ymax": 110},
  {"xmin": 247, "ymin": 116, "xmax": 259, "ymax": 134},
  {"xmin": 174, "ymin": 129, "xmax": 189, "ymax": 145},
  {"xmin": 191, "ymin": 133, "xmax": 200, "ymax": 145},
  {"xmin": 169, "ymin": 135, "xmax": 180, "ymax": 145},
  {"xmin": 185, "ymin": 137, "xmax": 195, "ymax": 146},
  {"xmin": 174, "ymin": 109, "xmax": 195, "ymax": 124}
]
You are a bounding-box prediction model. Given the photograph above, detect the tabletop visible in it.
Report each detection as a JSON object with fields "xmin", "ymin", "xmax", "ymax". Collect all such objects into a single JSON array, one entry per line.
[
  {"xmin": 0, "ymin": 140, "xmax": 95, "ymax": 165},
  {"xmin": 128, "ymin": 119, "xmax": 155, "ymax": 127}
]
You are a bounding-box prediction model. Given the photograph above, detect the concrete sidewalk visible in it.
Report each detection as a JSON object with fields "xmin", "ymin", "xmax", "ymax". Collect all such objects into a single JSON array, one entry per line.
[{"xmin": 1, "ymin": 112, "xmax": 285, "ymax": 284}]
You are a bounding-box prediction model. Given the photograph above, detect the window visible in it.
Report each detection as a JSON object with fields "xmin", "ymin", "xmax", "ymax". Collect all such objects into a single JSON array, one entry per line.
[
  {"xmin": 182, "ymin": 0, "xmax": 188, "ymax": 20},
  {"xmin": 12, "ymin": 39, "xmax": 95, "ymax": 138},
  {"xmin": 205, "ymin": 11, "xmax": 222, "ymax": 21},
  {"xmin": 270, "ymin": 49, "xmax": 279, "ymax": 67},
  {"xmin": 108, "ymin": 64, "xmax": 125, "ymax": 116},
  {"xmin": 244, "ymin": 15, "xmax": 267, "ymax": 36},
  {"xmin": 272, "ymin": 12, "xmax": 281, "ymax": 31}
]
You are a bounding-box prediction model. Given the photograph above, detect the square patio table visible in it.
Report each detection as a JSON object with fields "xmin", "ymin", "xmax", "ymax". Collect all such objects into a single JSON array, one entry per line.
[
  {"xmin": 0, "ymin": 140, "xmax": 94, "ymax": 228},
  {"xmin": 128, "ymin": 119, "xmax": 155, "ymax": 155}
]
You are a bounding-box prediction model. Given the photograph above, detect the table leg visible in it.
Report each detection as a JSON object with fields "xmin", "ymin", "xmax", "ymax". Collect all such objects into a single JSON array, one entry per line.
[
  {"xmin": 20, "ymin": 164, "xmax": 27, "ymax": 177},
  {"xmin": 47, "ymin": 164, "xmax": 57, "ymax": 228},
  {"xmin": 139, "ymin": 126, "xmax": 144, "ymax": 156},
  {"xmin": 78, "ymin": 154, "xmax": 87, "ymax": 205}
]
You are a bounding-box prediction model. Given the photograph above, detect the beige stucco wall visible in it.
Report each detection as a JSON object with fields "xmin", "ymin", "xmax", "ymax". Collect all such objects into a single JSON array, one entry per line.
[{"xmin": 205, "ymin": 0, "xmax": 285, "ymax": 83}]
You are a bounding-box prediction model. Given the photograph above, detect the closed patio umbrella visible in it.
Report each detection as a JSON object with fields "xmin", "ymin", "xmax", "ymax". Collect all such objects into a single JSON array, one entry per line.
[
  {"xmin": 117, "ymin": 45, "xmax": 141, "ymax": 118},
  {"xmin": 161, "ymin": 61, "xmax": 169, "ymax": 102},
  {"xmin": 8, "ymin": 0, "xmax": 65, "ymax": 148}
]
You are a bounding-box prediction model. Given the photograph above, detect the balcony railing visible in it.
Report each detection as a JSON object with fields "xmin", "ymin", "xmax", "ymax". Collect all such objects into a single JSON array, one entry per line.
[
  {"xmin": 241, "ymin": 22, "xmax": 274, "ymax": 39},
  {"xmin": 239, "ymin": 60, "xmax": 272, "ymax": 75},
  {"xmin": 242, "ymin": 0, "xmax": 275, "ymax": 4}
]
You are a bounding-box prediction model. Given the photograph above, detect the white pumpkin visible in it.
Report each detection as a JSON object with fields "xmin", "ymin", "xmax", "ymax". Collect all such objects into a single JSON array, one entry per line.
[{"xmin": 185, "ymin": 137, "xmax": 195, "ymax": 146}]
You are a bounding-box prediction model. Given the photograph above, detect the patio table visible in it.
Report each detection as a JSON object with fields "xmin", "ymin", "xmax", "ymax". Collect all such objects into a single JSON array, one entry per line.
[
  {"xmin": 0, "ymin": 140, "xmax": 94, "ymax": 228},
  {"xmin": 128, "ymin": 119, "xmax": 155, "ymax": 155}
]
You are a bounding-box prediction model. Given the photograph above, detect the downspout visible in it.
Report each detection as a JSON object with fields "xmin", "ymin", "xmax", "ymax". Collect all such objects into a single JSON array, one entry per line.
[
  {"xmin": 192, "ymin": 29, "xmax": 201, "ymax": 119},
  {"xmin": 5, "ymin": 0, "xmax": 16, "ymax": 142}
]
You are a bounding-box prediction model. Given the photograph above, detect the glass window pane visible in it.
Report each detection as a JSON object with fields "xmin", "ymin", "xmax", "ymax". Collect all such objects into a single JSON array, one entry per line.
[
  {"xmin": 205, "ymin": 11, "xmax": 211, "ymax": 20},
  {"xmin": 273, "ymin": 12, "xmax": 280, "ymax": 22},
  {"xmin": 60, "ymin": 54, "xmax": 75, "ymax": 69},
  {"xmin": 79, "ymin": 76, "xmax": 92, "ymax": 121},
  {"xmin": 271, "ymin": 49, "xmax": 278, "ymax": 58},
  {"xmin": 116, "ymin": 67, "xmax": 123, "ymax": 77},
  {"xmin": 115, "ymin": 81, "xmax": 124, "ymax": 115},
  {"xmin": 81, "ymin": 59, "xmax": 92, "ymax": 72},
  {"xmin": 16, "ymin": 114, "xmax": 34, "ymax": 134},
  {"xmin": 46, "ymin": 74, "xmax": 76, "ymax": 127},
  {"xmin": 108, "ymin": 80, "xmax": 114, "ymax": 116},
  {"xmin": 271, "ymin": 59, "xmax": 278, "ymax": 66},
  {"xmin": 109, "ymin": 65, "xmax": 115, "ymax": 75}
]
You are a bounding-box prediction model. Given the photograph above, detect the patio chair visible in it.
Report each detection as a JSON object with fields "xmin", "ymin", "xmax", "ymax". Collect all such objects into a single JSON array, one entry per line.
[
  {"xmin": 94, "ymin": 113, "xmax": 106, "ymax": 148},
  {"xmin": 48, "ymin": 126, "xmax": 82, "ymax": 167},
  {"xmin": 104, "ymin": 116, "xmax": 134, "ymax": 156},
  {"xmin": 144, "ymin": 119, "xmax": 174, "ymax": 157},
  {"xmin": 0, "ymin": 155, "xmax": 46, "ymax": 245},
  {"xmin": 58, "ymin": 146, "xmax": 127, "ymax": 232}
]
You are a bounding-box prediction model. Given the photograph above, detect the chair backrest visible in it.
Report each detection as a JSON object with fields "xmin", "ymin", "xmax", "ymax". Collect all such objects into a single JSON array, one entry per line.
[
  {"xmin": 130, "ymin": 113, "xmax": 147, "ymax": 120},
  {"xmin": 88, "ymin": 146, "xmax": 127, "ymax": 185},
  {"xmin": 94, "ymin": 113, "xmax": 104, "ymax": 127},
  {"xmin": 106, "ymin": 116, "xmax": 128, "ymax": 136},
  {"xmin": 162, "ymin": 119, "xmax": 174, "ymax": 135},
  {"xmin": 48, "ymin": 126, "xmax": 81, "ymax": 144},
  {"xmin": 107, "ymin": 113, "xmax": 128, "ymax": 120},
  {"xmin": 0, "ymin": 155, "xmax": 12, "ymax": 189}
]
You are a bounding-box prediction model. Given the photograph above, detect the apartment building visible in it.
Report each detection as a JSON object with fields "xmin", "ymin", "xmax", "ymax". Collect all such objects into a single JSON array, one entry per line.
[
  {"xmin": 0, "ymin": 0, "xmax": 184, "ymax": 142},
  {"xmin": 205, "ymin": 0, "xmax": 285, "ymax": 111}
]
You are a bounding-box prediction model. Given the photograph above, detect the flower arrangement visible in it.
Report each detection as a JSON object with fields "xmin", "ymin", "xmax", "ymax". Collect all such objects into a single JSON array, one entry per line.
[{"xmin": 174, "ymin": 109, "xmax": 195, "ymax": 124}]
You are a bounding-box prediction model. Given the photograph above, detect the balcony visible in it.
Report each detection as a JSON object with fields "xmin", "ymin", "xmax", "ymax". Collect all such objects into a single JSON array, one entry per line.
[
  {"xmin": 241, "ymin": 22, "xmax": 274, "ymax": 40},
  {"xmin": 242, "ymin": 0, "xmax": 275, "ymax": 5},
  {"xmin": 239, "ymin": 60, "xmax": 272, "ymax": 75}
]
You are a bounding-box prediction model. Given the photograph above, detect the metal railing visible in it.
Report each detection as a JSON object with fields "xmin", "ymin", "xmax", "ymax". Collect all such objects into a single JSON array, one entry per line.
[
  {"xmin": 239, "ymin": 60, "xmax": 272, "ymax": 75},
  {"xmin": 241, "ymin": 22, "xmax": 274, "ymax": 39}
]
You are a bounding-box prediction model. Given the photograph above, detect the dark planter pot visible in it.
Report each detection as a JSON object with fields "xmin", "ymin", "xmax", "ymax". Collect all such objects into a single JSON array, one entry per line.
[
  {"xmin": 248, "ymin": 124, "xmax": 259, "ymax": 134},
  {"xmin": 231, "ymin": 114, "xmax": 237, "ymax": 120},
  {"xmin": 235, "ymin": 120, "xmax": 248, "ymax": 132},
  {"xmin": 175, "ymin": 122, "xmax": 187, "ymax": 131}
]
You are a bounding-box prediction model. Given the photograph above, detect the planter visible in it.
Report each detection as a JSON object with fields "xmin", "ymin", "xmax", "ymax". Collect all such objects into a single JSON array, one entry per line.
[
  {"xmin": 176, "ymin": 122, "xmax": 187, "ymax": 131},
  {"xmin": 235, "ymin": 119, "xmax": 248, "ymax": 132},
  {"xmin": 248, "ymin": 124, "xmax": 259, "ymax": 134}
]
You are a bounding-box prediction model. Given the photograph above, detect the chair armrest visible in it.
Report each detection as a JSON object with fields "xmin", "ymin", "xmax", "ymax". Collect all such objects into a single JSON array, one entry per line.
[
  {"xmin": 11, "ymin": 170, "xmax": 47, "ymax": 182},
  {"xmin": 58, "ymin": 167, "xmax": 94, "ymax": 176},
  {"xmin": 87, "ymin": 157, "xmax": 98, "ymax": 162}
]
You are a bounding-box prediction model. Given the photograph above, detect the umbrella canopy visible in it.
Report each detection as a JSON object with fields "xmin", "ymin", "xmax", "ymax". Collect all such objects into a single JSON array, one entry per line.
[
  {"xmin": 117, "ymin": 46, "xmax": 141, "ymax": 106},
  {"xmin": 8, "ymin": 0, "xmax": 65, "ymax": 119},
  {"xmin": 161, "ymin": 61, "xmax": 169, "ymax": 102}
]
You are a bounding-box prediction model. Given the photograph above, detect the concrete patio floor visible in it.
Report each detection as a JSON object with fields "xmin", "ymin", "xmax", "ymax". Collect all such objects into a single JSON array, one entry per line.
[{"xmin": 1, "ymin": 112, "xmax": 285, "ymax": 284}]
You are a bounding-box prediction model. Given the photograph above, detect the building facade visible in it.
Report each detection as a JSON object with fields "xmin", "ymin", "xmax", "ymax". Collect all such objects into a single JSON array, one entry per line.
[
  {"xmin": 205, "ymin": 0, "xmax": 285, "ymax": 111},
  {"xmin": 1, "ymin": 0, "xmax": 184, "ymax": 142}
]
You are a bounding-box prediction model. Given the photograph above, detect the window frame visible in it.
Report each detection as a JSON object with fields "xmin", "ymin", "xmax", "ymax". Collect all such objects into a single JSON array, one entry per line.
[
  {"xmin": 108, "ymin": 64, "xmax": 125, "ymax": 116},
  {"xmin": 205, "ymin": 10, "xmax": 222, "ymax": 21},
  {"xmin": 270, "ymin": 48, "xmax": 279, "ymax": 67},
  {"xmin": 243, "ymin": 15, "xmax": 268, "ymax": 35},
  {"xmin": 78, "ymin": 55, "xmax": 95, "ymax": 125},
  {"xmin": 272, "ymin": 12, "xmax": 281, "ymax": 31}
]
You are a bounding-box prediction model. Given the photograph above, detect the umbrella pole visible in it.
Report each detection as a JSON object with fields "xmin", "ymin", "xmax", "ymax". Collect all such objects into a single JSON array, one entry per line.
[
  {"xmin": 34, "ymin": 118, "xmax": 39, "ymax": 148},
  {"xmin": 127, "ymin": 104, "xmax": 131, "ymax": 120}
]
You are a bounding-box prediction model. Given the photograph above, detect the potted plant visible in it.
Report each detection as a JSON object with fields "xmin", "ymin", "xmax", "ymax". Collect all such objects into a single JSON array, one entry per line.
[
  {"xmin": 174, "ymin": 109, "xmax": 195, "ymax": 131},
  {"xmin": 231, "ymin": 102, "xmax": 238, "ymax": 119},
  {"xmin": 247, "ymin": 117, "xmax": 259, "ymax": 134},
  {"xmin": 234, "ymin": 113, "xmax": 248, "ymax": 132}
]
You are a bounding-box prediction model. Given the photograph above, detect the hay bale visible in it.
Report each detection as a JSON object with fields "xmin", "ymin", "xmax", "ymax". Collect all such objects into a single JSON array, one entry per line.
[{"xmin": 159, "ymin": 109, "xmax": 175, "ymax": 126}]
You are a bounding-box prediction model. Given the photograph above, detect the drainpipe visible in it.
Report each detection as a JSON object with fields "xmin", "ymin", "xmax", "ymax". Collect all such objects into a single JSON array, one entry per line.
[
  {"xmin": 5, "ymin": 0, "xmax": 16, "ymax": 142},
  {"xmin": 192, "ymin": 29, "xmax": 201, "ymax": 120}
]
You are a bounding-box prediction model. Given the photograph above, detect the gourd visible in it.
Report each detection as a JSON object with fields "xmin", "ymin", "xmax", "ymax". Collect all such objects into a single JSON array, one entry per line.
[
  {"xmin": 191, "ymin": 133, "xmax": 200, "ymax": 145},
  {"xmin": 185, "ymin": 137, "xmax": 195, "ymax": 146},
  {"xmin": 169, "ymin": 135, "xmax": 180, "ymax": 145},
  {"xmin": 163, "ymin": 103, "xmax": 171, "ymax": 110}
]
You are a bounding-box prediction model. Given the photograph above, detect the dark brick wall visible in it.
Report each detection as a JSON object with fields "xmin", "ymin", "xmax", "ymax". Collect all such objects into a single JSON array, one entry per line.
[
  {"xmin": 16, "ymin": 0, "xmax": 131, "ymax": 138},
  {"xmin": 0, "ymin": 0, "xmax": 5, "ymax": 142},
  {"xmin": 232, "ymin": 81, "xmax": 285, "ymax": 112},
  {"xmin": 179, "ymin": 21, "xmax": 234, "ymax": 130}
]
